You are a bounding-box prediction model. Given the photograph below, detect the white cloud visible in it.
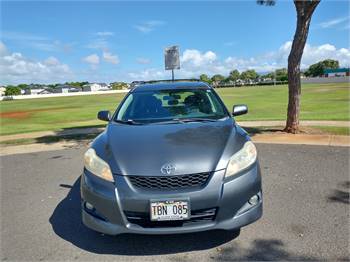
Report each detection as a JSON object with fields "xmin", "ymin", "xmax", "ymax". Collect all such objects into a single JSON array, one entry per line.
[
  {"xmin": 127, "ymin": 41, "xmax": 350, "ymax": 81},
  {"xmin": 134, "ymin": 20, "xmax": 165, "ymax": 33},
  {"xmin": 2, "ymin": 31, "xmax": 75, "ymax": 53},
  {"xmin": 0, "ymin": 41, "xmax": 8, "ymax": 56},
  {"xmin": 85, "ymin": 31, "xmax": 115, "ymax": 51},
  {"xmin": 102, "ymin": 51, "xmax": 119, "ymax": 64},
  {"xmin": 301, "ymin": 43, "xmax": 350, "ymax": 68},
  {"xmin": 0, "ymin": 42, "xmax": 72, "ymax": 85},
  {"xmin": 29, "ymin": 40, "xmax": 75, "ymax": 53},
  {"xmin": 83, "ymin": 54, "xmax": 100, "ymax": 65},
  {"xmin": 96, "ymin": 31, "xmax": 114, "ymax": 37},
  {"xmin": 44, "ymin": 56, "xmax": 60, "ymax": 66},
  {"xmin": 2, "ymin": 31, "xmax": 48, "ymax": 41},
  {"xmin": 223, "ymin": 41, "xmax": 350, "ymax": 72},
  {"xmin": 224, "ymin": 41, "xmax": 236, "ymax": 47},
  {"xmin": 128, "ymin": 68, "xmax": 167, "ymax": 80},
  {"xmin": 319, "ymin": 16, "xmax": 349, "ymax": 29},
  {"xmin": 86, "ymin": 32, "xmax": 114, "ymax": 50},
  {"xmin": 136, "ymin": 57, "xmax": 151, "ymax": 64},
  {"xmin": 182, "ymin": 49, "xmax": 217, "ymax": 66},
  {"xmin": 85, "ymin": 38, "xmax": 109, "ymax": 50}
]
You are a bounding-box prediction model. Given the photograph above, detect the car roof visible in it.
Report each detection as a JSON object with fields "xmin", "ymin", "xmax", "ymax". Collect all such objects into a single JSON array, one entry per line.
[{"xmin": 131, "ymin": 81, "xmax": 211, "ymax": 92}]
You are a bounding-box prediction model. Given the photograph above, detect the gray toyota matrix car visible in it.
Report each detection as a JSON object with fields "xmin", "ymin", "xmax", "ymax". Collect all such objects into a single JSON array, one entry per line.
[{"xmin": 81, "ymin": 81, "xmax": 262, "ymax": 235}]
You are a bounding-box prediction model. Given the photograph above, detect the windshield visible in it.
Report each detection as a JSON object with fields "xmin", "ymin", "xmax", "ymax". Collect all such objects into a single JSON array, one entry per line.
[{"xmin": 115, "ymin": 88, "xmax": 229, "ymax": 123}]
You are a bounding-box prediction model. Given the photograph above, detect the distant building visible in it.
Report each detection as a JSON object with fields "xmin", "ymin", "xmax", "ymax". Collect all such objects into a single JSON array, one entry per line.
[
  {"xmin": 130, "ymin": 81, "xmax": 146, "ymax": 89},
  {"xmin": 36, "ymin": 85, "xmax": 81, "ymax": 94},
  {"xmin": 259, "ymin": 77, "xmax": 273, "ymax": 82},
  {"xmin": 52, "ymin": 85, "xmax": 70, "ymax": 93},
  {"xmin": 235, "ymin": 79, "xmax": 245, "ymax": 86},
  {"xmin": 82, "ymin": 83, "xmax": 110, "ymax": 92},
  {"xmin": 244, "ymin": 79, "xmax": 256, "ymax": 85},
  {"xmin": 0, "ymin": 86, "xmax": 6, "ymax": 96},
  {"xmin": 323, "ymin": 68, "xmax": 350, "ymax": 77},
  {"xmin": 24, "ymin": 85, "xmax": 48, "ymax": 95},
  {"xmin": 55, "ymin": 84, "xmax": 81, "ymax": 93},
  {"xmin": 38, "ymin": 89, "xmax": 54, "ymax": 94}
]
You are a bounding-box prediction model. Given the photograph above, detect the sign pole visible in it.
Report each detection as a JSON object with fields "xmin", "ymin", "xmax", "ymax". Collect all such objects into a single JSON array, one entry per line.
[{"xmin": 172, "ymin": 69, "xmax": 174, "ymax": 81}]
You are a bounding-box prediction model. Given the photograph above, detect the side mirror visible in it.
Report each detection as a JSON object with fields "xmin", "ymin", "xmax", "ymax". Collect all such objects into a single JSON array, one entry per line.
[
  {"xmin": 232, "ymin": 104, "xmax": 248, "ymax": 116},
  {"xmin": 97, "ymin": 110, "xmax": 111, "ymax": 122}
]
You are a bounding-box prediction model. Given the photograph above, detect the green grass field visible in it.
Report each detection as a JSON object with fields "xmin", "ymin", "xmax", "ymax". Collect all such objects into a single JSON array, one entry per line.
[{"xmin": 0, "ymin": 83, "xmax": 349, "ymax": 136}]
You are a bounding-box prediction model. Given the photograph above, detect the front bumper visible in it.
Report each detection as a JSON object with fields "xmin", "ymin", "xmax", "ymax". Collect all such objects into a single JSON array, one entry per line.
[{"xmin": 81, "ymin": 164, "xmax": 262, "ymax": 235}]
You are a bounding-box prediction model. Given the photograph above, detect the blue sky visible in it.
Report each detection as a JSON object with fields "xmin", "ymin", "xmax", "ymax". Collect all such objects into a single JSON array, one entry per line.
[{"xmin": 0, "ymin": 0, "xmax": 349, "ymax": 84}]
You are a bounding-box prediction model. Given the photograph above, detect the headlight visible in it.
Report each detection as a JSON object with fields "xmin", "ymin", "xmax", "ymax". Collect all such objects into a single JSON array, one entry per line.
[
  {"xmin": 84, "ymin": 148, "xmax": 114, "ymax": 182},
  {"xmin": 225, "ymin": 141, "xmax": 257, "ymax": 178}
]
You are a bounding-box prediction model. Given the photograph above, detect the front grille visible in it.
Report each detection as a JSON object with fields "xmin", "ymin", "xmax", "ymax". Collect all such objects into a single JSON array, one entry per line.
[
  {"xmin": 128, "ymin": 172, "xmax": 211, "ymax": 190},
  {"xmin": 124, "ymin": 208, "xmax": 217, "ymax": 228}
]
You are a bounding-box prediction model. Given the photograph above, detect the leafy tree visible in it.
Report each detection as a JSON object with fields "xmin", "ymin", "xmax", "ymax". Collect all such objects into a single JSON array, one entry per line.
[
  {"xmin": 5, "ymin": 86, "xmax": 21, "ymax": 96},
  {"xmin": 65, "ymin": 81, "xmax": 89, "ymax": 87},
  {"xmin": 228, "ymin": 70, "xmax": 240, "ymax": 81},
  {"xmin": 240, "ymin": 70, "xmax": 258, "ymax": 80},
  {"xmin": 275, "ymin": 68, "xmax": 288, "ymax": 81},
  {"xmin": 17, "ymin": 84, "xmax": 28, "ymax": 89},
  {"xmin": 262, "ymin": 68, "xmax": 288, "ymax": 81},
  {"xmin": 211, "ymin": 74, "xmax": 225, "ymax": 86},
  {"xmin": 111, "ymin": 82, "xmax": 128, "ymax": 90},
  {"xmin": 304, "ymin": 59, "xmax": 339, "ymax": 77},
  {"xmin": 211, "ymin": 74, "xmax": 225, "ymax": 81},
  {"xmin": 259, "ymin": 0, "xmax": 320, "ymax": 133},
  {"xmin": 261, "ymin": 72, "xmax": 274, "ymax": 79},
  {"xmin": 199, "ymin": 74, "xmax": 212, "ymax": 84}
]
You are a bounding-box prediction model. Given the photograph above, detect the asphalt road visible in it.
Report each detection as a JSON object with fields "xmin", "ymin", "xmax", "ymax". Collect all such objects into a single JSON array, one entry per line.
[{"xmin": 1, "ymin": 144, "xmax": 349, "ymax": 261}]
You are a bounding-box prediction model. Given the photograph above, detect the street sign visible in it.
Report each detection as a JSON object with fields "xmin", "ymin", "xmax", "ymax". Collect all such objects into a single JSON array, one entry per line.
[{"xmin": 164, "ymin": 46, "xmax": 180, "ymax": 70}]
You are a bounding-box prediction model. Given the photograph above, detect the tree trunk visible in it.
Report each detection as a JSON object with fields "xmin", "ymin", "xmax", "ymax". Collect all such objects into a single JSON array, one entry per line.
[{"xmin": 284, "ymin": 0, "xmax": 320, "ymax": 133}]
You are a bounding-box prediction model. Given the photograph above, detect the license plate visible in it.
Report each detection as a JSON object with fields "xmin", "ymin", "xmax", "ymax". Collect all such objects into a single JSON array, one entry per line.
[{"xmin": 150, "ymin": 200, "xmax": 189, "ymax": 221}]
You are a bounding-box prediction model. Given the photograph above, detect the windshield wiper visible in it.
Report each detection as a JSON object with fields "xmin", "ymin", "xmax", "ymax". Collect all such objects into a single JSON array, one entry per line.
[
  {"xmin": 172, "ymin": 118, "xmax": 218, "ymax": 123},
  {"xmin": 114, "ymin": 119, "xmax": 143, "ymax": 125}
]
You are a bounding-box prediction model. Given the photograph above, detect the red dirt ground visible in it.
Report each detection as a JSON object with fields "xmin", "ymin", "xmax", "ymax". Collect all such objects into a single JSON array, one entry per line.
[
  {"xmin": 0, "ymin": 111, "xmax": 30, "ymax": 119},
  {"xmin": 0, "ymin": 107, "xmax": 68, "ymax": 119}
]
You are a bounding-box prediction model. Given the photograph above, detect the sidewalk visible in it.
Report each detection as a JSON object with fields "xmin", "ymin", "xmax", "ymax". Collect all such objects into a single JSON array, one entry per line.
[
  {"xmin": 238, "ymin": 120, "xmax": 350, "ymax": 127},
  {"xmin": 1, "ymin": 120, "xmax": 349, "ymax": 143},
  {"xmin": 253, "ymin": 133, "xmax": 350, "ymax": 147}
]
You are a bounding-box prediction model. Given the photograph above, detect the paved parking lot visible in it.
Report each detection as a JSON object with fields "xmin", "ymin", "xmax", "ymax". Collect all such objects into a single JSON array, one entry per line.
[{"xmin": 1, "ymin": 144, "xmax": 349, "ymax": 261}]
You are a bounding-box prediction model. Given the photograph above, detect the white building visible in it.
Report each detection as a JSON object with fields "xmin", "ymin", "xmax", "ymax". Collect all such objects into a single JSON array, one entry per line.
[
  {"xmin": 54, "ymin": 84, "xmax": 81, "ymax": 93},
  {"xmin": 82, "ymin": 83, "xmax": 110, "ymax": 92},
  {"xmin": 0, "ymin": 86, "xmax": 6, "ymax": 96},
  {"xmin": 24, "ymin": 85, "xmax": 48, "ymax": 95}
]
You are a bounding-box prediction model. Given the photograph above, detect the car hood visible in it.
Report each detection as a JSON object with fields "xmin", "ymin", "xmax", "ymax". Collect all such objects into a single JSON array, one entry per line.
[{"xmin": 103, "ymin": 119, "xmax": 241, "ymax": 176}]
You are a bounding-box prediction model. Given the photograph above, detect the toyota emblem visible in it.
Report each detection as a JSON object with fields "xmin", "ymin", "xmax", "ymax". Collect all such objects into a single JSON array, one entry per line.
[{"xmin": 161, "ymin": 164, "xmax": 176, "ymax": 175}]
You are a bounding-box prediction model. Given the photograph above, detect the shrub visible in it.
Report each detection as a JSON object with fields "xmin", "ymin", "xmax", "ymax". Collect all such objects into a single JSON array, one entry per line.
[{"xmin": 5, "ymin": 86, "xmax": 21, "ymax": 96}]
